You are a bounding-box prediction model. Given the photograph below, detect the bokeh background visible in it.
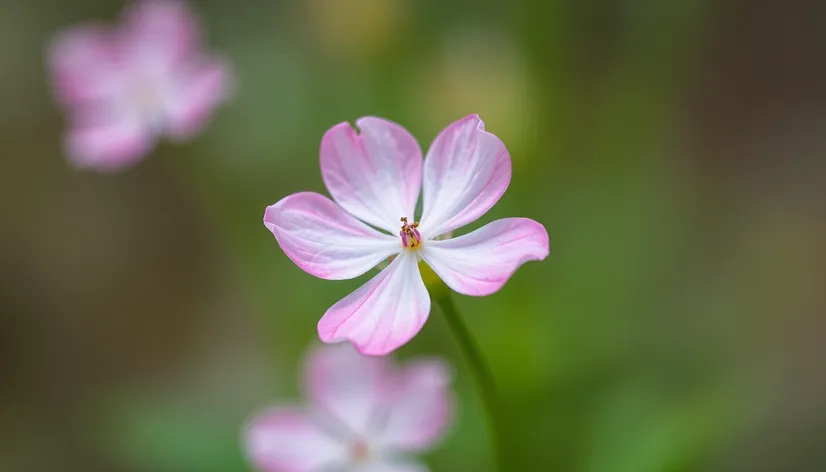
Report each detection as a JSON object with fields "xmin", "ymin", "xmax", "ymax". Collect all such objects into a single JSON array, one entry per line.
[{"xmin": 2, "ymin": 0, "xmax": 826, "ymax": 470}]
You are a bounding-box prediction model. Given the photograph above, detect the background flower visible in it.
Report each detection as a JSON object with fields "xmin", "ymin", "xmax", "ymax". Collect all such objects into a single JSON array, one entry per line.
[
  {"xmin": 245, "ymin": 344, "xmax": 453, "ymax": 472},
  {"xmin": 46, "ymin": 0, "xmax": 232, "ymax": 171}
]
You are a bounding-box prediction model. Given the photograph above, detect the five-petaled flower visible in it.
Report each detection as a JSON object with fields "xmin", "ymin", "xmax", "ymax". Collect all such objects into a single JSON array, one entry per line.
[
  {"xmin": 264, "ymin": 114, "xmax": 549, "ymax": 355},
  {"xmin": 47, "ymin": 0, "xmax": 233, "ymax": 171},
  {"xmin": 244, "ymin": 344, "xmax": 453, "ymax": 472}
]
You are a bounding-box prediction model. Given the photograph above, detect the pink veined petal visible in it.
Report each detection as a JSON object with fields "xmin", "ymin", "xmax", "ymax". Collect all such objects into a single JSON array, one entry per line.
[
  {"xmin": 320, "ymin": 117, "xmax": 423, "ymax": 233},
  {"xmin": 304, "ymin": 343, "xmax": 392, "ymax": 436},
  {"xmin": 376, "ymin": 359, "xmax": 454, "ymax": 452},
  {"xmin": 244, "ymin": 406, "xmax": 348, "ymax": 472},
  {"xmin": 419, "ymin": 114, "xmax": 512, "ymax": 238},
  {"xmin": 121, "ymin": 0, "xmax": 202, "ymax": 73},
  {"xmin": 352, "ymin": 459, "xmax": 429, "ymax": 472},
  {"xmin": 164, "ymin": 56, "xmax": 233, "ymax": 140},
  {"xmin": 264, "ymin": 192, "xmax": 399, "ymax": 280},
  {"xmin": 420, "ymin": 218, "xmax": 549, "ymax": 296},
  {"xmin": 64, "ymin": 112, "xmax": 154, "ymax": 172},
  {"xmin": 318, "ymin": 251, "xmax": 431, "ymax": 356},
  {"xmin": 47, "ymin": 24, "xmax": 122, "ymax": 106}
]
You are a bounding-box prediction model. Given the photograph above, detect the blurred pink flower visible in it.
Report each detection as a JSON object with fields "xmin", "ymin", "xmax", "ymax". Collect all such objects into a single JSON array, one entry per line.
[
  {"xmin": 264, "ymin": 115, "xmax": 549, "ymax": 355},
  {"xmin": 47, "ymin": 0, "xmax": 233, "ymax": 171},
  {"xmin": 245, "ymin": 344, "xmax": 453, "ymax": 472}
]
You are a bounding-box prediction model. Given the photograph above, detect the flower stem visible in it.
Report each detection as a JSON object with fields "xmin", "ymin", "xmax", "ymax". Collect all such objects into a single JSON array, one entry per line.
[{"xmin": 433, "ymin": 287, "xmax": 505, "ymax": 471}]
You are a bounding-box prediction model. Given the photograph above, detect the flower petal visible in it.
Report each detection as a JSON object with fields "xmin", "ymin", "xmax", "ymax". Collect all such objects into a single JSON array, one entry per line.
[
  {"xmin": 244, "ymin": 406, "xmax": 347, "ymax": 472},
  {"xmin": 420, "ymin": 218, "xmax": 549, "ymax": 296},
  {"xmin": 320, "ymin": 117, "xmax": 423, "ymax": 233},
  {"xmin": 318, "ymin": 251, "xmax": 431, "ymax": 356},
  {"xmin": 64, "ymin": 113, "xmax": 153, "ymax": 172},
  {"xmin": 353, "ymin": 459, "xmax": 429, "ymax": 472},
  {"xmin": 376, "ymin": 360, "xmax": 453, "ymax": 452},
  {"xmin": 164, "ymin": 57, "xmax": 233, "ymax": 140},
  {"xmin": 419, "ymin": 114, "xmax": 511, "ymax": 238},
  {"xmin": 47, "ymin": 25, "xmax": 121, "ymax": 106},
  {"xmin": 304, "ymin": 343, "xmax": 391, "ymax": 436},
  {"xmin": 264, "ymin": 192, "xmax": 399, "ymax": 280},
  {"xmin": 122, "ymin": 0, "xmax": 202, "ymax": 73}
]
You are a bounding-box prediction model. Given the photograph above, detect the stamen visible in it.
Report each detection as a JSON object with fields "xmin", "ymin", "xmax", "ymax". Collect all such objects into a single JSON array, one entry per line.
[{"xmin": 400, "ymin": 217, "xmax": 422, "ymax": 249}]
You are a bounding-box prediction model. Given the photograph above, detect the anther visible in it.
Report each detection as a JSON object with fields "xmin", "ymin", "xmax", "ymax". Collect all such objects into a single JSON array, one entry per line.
[{"xmin": 400, "ymin": 216, "xmax": 422, "ymax": 249}]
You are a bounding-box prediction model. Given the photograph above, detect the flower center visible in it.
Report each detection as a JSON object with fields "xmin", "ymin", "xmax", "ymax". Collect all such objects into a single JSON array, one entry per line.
[
  {"xmin": 351, "ymin": 439, "xmax": 371, "ymax": 463},
  {"xmin": 129, "ymin": 78, "xmax": 166, "ymax": 129},
  {"xmin": 399, "ymin": 217, "xmax": 422, "ymax": 249}
]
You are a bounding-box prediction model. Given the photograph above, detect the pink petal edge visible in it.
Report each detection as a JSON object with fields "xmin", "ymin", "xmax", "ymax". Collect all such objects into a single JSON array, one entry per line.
[{"xmin": 419, "ymin": 114, "xmax": 512, "ymax": 238}]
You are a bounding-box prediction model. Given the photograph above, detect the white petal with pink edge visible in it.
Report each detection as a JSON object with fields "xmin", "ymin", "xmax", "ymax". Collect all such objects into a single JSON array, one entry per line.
[
  {"xmin": 304, "ymin": 343, "xmax": 392, "ymax": 435},
  {"xmin": 320, "ymin": 117, "xmax": 423, "ymax": 233},
  {"xmin": 244, "ymin": 406, "xmax": 347, "ymax": 472},
  {"xmin": 420, "ymin": 218, "xmax": 549, "ymax": 296},
  {"xmin": 376, "ymin": 359, "xmax": 453, "ymax": 452},
  {"xmin": 318, "ymin": 251, "xmax": 431, "ymax": 356},
  {"xmin": 264, "ymin": 192, "xmax": 399, "ymax": 281},
  {"xmin": 419, "ymin": 114, "xmax": 511, "ymax": 238}
]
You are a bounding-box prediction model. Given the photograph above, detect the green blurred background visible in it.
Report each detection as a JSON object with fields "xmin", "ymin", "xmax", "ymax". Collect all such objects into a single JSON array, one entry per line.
[{"xmin": 2, "ymin": 0, "xmax": 825, "ymax": 470}]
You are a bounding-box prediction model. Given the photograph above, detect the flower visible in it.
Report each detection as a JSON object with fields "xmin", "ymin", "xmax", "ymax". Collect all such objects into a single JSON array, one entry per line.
[
  {"xmin": 244, "ymin": 344, "xmax": 453, "ymax": 472},
  {"xmin": 46, "ymin": 0, "xmax": 233, "ymax": 171},
  {"xmin": 264, "ymin": 114, "xmax": 549, "ymax": 355}
]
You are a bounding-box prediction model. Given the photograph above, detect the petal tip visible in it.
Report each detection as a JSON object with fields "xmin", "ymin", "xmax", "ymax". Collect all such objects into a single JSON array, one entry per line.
[
  {"xmin": 319, "ymin": 122, "xmax": 358, "ymax": 164},
  {"xmin": 353, "ymin": 115, "xmax": 381, "ymax": 129},
  {"xmin": 460, "ymin": 112, "xmax": 482, "ymax": 122},
  {"xmin": 353, "ymin": 341, "xmax": 397, "ymax": 357},
  {"xmin": 515, "ymin": 218, "xmax": 550, "ymax": 263},
  {"xmin": 316, "ymin": 329, "xmax": 399, "ymax": 357},
  {"xmin": 322, "ymin": 121, "xmax": 357, "ymax": 139},
  {"xmin": 449, "ymin": 113, "xmax": 484, "ymax": 132},
  {"xmin": 354, "ymin": 115, "xmax": 405, "ymax": 133},
  {"xmin": 527, "ymin": 219, "xmax": 551, "ymax": 260},
  {"xmin": 317, "ymin": 312, "xmax": 419, "ymax": 358},
  {"xmin": 263, "ymin": 204, "xmax": 278, "ymax": 231}
]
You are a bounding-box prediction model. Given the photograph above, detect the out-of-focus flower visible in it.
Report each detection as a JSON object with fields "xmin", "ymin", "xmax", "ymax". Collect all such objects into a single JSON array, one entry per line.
[
  {"xmin": 264, "ymin": 115, "xmax": 549, "ymax": 355},
  {"xmin": 47, "ymin": 0, "xmax": 233, "ymax": 171},
  {"xmin": 244, "ymin": 344, "xmax": 453, "ymax": 472}
]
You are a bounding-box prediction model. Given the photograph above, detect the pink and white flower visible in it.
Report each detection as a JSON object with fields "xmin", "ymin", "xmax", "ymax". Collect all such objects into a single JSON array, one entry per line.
[
  {"xmin": 264, "ymin": 114, "xmax": 549, "ymax": 355},
  {"xmin": 245, "ymin": 344, "xmax": 453, "ymax": 472},
  {"xmin": 47, "ymin": 0, "xmax": 233, "ymax": 171}
]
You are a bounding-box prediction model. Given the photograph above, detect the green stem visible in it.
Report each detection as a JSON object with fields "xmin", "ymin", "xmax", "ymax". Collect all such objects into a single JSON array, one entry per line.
[{"xmin": 434, "ymin": 288, "xmax": 505, "ymax": 471}]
